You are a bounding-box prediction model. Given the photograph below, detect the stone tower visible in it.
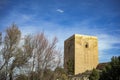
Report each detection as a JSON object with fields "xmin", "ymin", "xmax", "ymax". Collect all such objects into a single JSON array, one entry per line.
[{"xmin": 64, "ymin": 34, "xmax": 98, "ymax": 75}]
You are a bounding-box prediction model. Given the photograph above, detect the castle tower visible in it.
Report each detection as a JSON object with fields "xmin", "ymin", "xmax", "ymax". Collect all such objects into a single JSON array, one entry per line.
[{"xmin": 64, "ymin": 34, "xmax": 98, "ymax": 75}]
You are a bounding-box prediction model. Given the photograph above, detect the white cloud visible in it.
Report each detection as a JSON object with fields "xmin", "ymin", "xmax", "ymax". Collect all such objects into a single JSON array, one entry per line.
[
  {"xmin": 97, "ymin": 34, "xmax": 120, "ymax": 51},
  {"xmin": 56, "ymin": 9, "xmax": 64, "ymax": 13}
]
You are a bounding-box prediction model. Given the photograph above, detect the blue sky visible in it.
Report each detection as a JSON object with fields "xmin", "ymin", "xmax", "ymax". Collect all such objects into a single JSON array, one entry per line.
[{"xmin": 0, "ymin": 0, "xmax": 120, "ymax": 63}]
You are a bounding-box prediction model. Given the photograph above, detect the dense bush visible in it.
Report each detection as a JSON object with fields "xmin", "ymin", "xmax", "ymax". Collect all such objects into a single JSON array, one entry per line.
[
  {"xmin": 89, "ymin": 69, "xmax": 99, "ymax": 80},
  {"xmin": 100, "ymin": 56, "xmax": 120, "ymax": 80}
]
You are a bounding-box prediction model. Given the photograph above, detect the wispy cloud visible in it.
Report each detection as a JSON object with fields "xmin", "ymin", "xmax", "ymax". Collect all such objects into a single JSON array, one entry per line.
[
  {"xmin": 22, "ymin": 14, "xmax": 31, "ymax": 21},
  {"xmin": 56, "ymin": 9, "xmax": 64, "ymax": 13},
  {"xmin": 98, "ymin": 34, "xmax": 120, "ymax": 51}
]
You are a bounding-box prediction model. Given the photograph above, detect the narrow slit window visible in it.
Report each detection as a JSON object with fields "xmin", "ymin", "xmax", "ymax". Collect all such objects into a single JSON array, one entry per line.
[{"xmin": 85, "ymin": 43, "xmax": 89, "ymax": 48}]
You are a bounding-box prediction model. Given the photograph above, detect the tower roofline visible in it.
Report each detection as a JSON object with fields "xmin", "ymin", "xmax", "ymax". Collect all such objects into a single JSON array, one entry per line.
[
  {"xmin": 65, "ymin": 34, "xmax": 98, "ymax": 42},
  {"xmin": 74, "ymin": 34, "xmax": 98, "ymax": 39}
]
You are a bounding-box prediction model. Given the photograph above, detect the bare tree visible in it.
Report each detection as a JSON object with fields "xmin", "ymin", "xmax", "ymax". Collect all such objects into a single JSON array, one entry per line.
[
  {"xmin": 0, "ymin": 24, "xmax": 34, "ymax": 80},
  {"xmin": 29, "ymin": 33, "xmax": 61, "ymax": 80},
  {"xmin": 0, "ymin": 24, "xmax": 63, "ymax": 80},
  {"xmin": 0, "ymin": 24, "xmax": 21, "ymax": 80},
  {"xmin": 9, "ymin": 35, "xmax": 34, "ymax": 80}
]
